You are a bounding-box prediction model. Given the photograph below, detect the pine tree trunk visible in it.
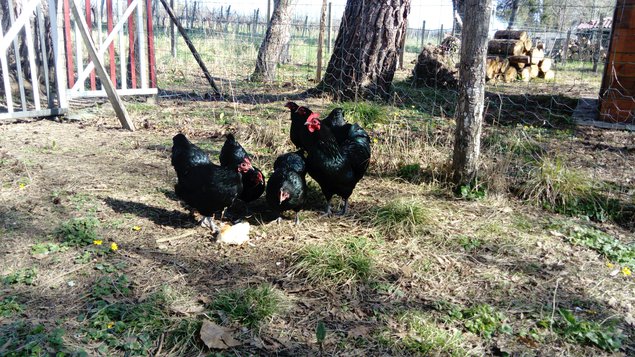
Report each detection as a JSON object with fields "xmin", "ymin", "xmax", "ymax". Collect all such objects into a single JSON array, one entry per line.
[
  {"xmin": 251, "ymin": 0, "xmax": 292, "ymax": 82},
  {"xmin": 452, "ymin": 0, "xmax": 492, "ymax": 189},
  {"xmin": 317, "ymin": 0, "xmax": 410, "ymax": 100}
]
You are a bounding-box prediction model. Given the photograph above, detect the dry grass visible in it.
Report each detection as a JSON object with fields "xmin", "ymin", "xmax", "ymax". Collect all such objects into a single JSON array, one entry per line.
[{"xmin": 0, "ymin": 97, "xmax": 633, "ymax": 356}]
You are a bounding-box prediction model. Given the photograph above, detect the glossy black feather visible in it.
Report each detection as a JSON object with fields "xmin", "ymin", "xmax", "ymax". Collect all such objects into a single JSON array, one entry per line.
[
  {"xmin": 218, "ymin": 133, "xmax": 265, "ymax": 202},
  {"xmin": 266, "ymin": 152, "xmax": 307, "ymax": 215},
  {"xmin": 287, "ymin": 103, "xmax": 313, "ymax": 150},
  {"xmin": 273, "ymin": 151, "xmax": 306, "ymax": 176},
  {"xmin": 171, "ymin": 133, "xmax": 211, "ymax": 179},
  {"xmin": 219, "ymin": 133, "xmax": 249, "ymax": 168}
]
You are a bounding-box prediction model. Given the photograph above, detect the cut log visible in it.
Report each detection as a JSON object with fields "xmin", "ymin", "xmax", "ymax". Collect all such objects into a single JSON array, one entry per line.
[
  {"xmin": 488, "ymin": 39, "xmax": 525, "ymax": 56},
  {"xmin": 540, "ymin": 69, "xmax": 555, "ymax": 81},
  {"xmin": 500, "ymin": 58, "xmax": 510, "ymax": 73},
  {"xmin": 517, "ymin": 62, "xmax": 526, "ymax": 69},
  {"xmin": 508, "ymin": 55, "xmax": 530, "ymax": 65},
  {"xmin": 486, "ymin": 57, "xmax": 499, "ymax": 80},
  {"xmin": 539, "ymin": 57, "xmax": 552, "ymax": 72},
  {"xmin": 529, "ymin": 64, "xmax": 539, "ymax": 78},
  {"xmin": 523, "ymin": 38, "xmax": 533, "ymax": 52},
  {"xmin": 520, "ymin": 67, "xmax": 531, "ymax": 81},
  {"xmin": 530, "ymin": 48, "xmax": 544, "ymax": 65},
  {"xmin": 493, "ymin": 30, "xmax": 528, "ymax": 41},
  {"xmin": 503, "ymin": 66, "xmax": 517, "ymax": 82}
]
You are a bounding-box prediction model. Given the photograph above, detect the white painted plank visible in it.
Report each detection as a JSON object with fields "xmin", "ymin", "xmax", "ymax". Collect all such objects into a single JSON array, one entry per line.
[
  {"xmin": 0, "ymin": 108, "xmax": 66, "ymax": 120},
  {"xmin": 24, "ymin": 18, "xmax": 41, "ymax": 110},
  {"xmin": 75, "ymin": 18, "xmax": 83, "ymax": 90},
  {"xmin": 71, "ymin": 0, "xmax": 135, "ymax": 131},
  {"xmin": 0, "ymin": 48, "xmax": 14, "ymax": 113},
  {"xmin": 52, "ymin": 0, "xmax": 69, "ymax": 108},
  {"xmin": 136, "ymin": 0, "xmax": 147, "ymax": 89},
  {"xmin": 0, "ymin": 0, "xmax": 40, "ymax": 54},
  {"xmin": 36, "ymin": 4, "xmax": 53, "ymax": 108},
  {"xmin": 71, "ymin": 0, "xmax": 140, "ymax": 91},
  {"xmin": 8, "ymin": 0, "xmax": 27, "ymax": 110},
  {"xmin": 67, "ymin": 87, "xmax": 157, "ymax": 98}
]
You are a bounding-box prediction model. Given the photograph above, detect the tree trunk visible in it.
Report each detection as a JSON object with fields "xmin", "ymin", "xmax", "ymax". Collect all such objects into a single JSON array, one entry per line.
[
  {"xmin": 317, "ymin": 0, "xmax": 410, "ymax": 100},
  {"xmin": 452, "ymin": 0, "xmax": 492, "ymax": 189},
  {"xmin": 452, "ymin": 0, "xmax": 465, "ymax": 34},
  {"xmin": 251, "ymin": 0, "xmax": 292, "ymax": 82},
  {"xmin": 507, "ymin": 0, "xmax": 519, "ymax": 29}
]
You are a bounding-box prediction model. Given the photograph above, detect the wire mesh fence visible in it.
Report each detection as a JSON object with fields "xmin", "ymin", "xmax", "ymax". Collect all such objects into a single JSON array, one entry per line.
[{"xmin": 141, "ymin": 0, "xmax": 632, "ymax": 128}]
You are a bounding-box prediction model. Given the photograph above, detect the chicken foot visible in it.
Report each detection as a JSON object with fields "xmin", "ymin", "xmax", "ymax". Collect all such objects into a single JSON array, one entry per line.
[
  {"xmin": 199, "ymin": 216, "xmax": 220, "ymax": 234},
  {"xmin": 335, "ymin": 199, "xmax": 349, "ymax": 216}
]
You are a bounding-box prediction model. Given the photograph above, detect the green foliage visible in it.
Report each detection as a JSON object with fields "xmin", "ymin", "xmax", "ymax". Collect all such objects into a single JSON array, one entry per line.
[
  {"xmin": 56, "ymin": 217, "xmax": 100, "ymax": 247},
  {"xmin": 329, "ymin": 101, "xmax": 388, "ymax": 129},
  {"xmin": 397, "ymin": 163, "xmax": 423, "ymax": 183},
  {"xmin": 459, "ymin": 183, "xmax": 487, "ymax": 200},
  {"xmin": 454, "ymin": 304, "xmax": 511, "ymax": 339},
  {"xmin": 401, "ymin": 313, "xmax": 468, "ymax": 356},
  {"xmin": 372, "ymin": 199, "xmax": 432, "ymax": 235},
  {"xmin": 84, "ymin": 290, "xmax": 201, "ymax": 355},
  {"xmin": 292, "ymin": 236, "xmax": 375, "ymax": 287},
  {"xmin": 91, "ymin": 274, "xmax": 132, "ymax": 299},
  {"xmin": 0, "ymin": 322, "xmax": 77, "ymax": 356},
  {"xmin": 458, "ymin": 235, "xmax": 482, "ymax": 252},
  {"xmin": 553, "ymin": 309, "xmax": 624, "ymax": 352},
  {"xmin": 31, "ymin": 242, "xmax": 68, "ymax": 256},
  {"xmin": 316, "ymin": 320, "xmax": 326, "ymax": 344},
  {"xmin": 0, "ymin": 296, "xmax": 23, "ymax": 317},
  {"xmin": 211, "ymin": 284, "xmax": 283, "ymax": 328},
  {"xmin": 3, "ymin": 267, "xmax": 38, "ymax": 286},
  {"xmin": 520, "ymin": 157, "xmax": 619, "ymax": 221},
  {"xmin": 553, "ymin": 223, "xmax": 634, "ymax": 269}
]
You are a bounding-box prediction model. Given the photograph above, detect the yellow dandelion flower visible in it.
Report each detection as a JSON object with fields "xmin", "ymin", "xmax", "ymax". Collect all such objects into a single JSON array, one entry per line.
[
  {"xmin": 110, "ymin": 242, "xmax": 118, "ymax": 251},
  {"xmin": 132, "ymin": 225, "xmax": 141, "ymax": 231},
  {"xmin": 18, "ymin": 183, "xmax": 26, "ymax": 189},
  {"xmin": 622, "ymin": 267, "xmax": 632, "ymax": 276},
  {"xmin": 606, "ymin": 262, "xmax": 614, "ymax": 269},
  {"xmin": 107, "ymin": 322, "xmax": 114, "ymax": 329},
  {"xmin": 93, "ymin": 240, "xmax": 103, "ymax": 246}
]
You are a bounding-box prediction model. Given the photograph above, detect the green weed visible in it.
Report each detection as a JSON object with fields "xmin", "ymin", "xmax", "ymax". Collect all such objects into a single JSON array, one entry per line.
[
  {"xmin": 0, "ymin": 322, "xmax": 75, "ymax": 356},
  {"xmin": 3, "ymin": 267, "xmax": 38, "ymax": 286},
  {"xmin": 210, "ymin": 284, "xmax": 284, "ymax": 327},
  {"xmin": 0, "ymin": 296, "xmax": 23, "ymax": 317},
  {"xmin": 552, "ymin": 309, "xmax": 624, "ymax": 352},
  {"xmin": 329, "ymin": 101, "xmax": 388, "ymax": 129},
  {"xmin": 400, "ymin": 313, "xmax": 468, "ymax": 356},
  {"xmin": 372, "ymin": 199, "xmax": 432, "ymax": 236},
  {"xmin": 56, "ymin": 217, "xmax": 100, "ymax": 247},
  {"xmin": 291, "ymin": 236, "xmax": 375, "ymax": 287},
  {"xmin": 31, "ymin": 242, "xmax": 67, "ymax": 256}
]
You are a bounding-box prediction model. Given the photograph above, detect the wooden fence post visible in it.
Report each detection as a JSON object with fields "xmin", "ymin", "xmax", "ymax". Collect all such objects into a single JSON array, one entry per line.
[
  {"xmin": 399, "ymin": 20, "xmax": 407, "ymax": 70},
  {"xmin": 563, "ymin": 29, "xmax": 571, "ymax": 64},
  {"xmin": 327, "ymin": 2, "xmax": 332, "ymax": 54},
  {"xmin": 316, "ymin": 0, "xmax": 327, "ymax": 82},
  {"xmin": 170, "ymin": 0, "xmax": 176, "ymax": 57},
  {"xmin": 593, "ymin": 14, "xmax": 604, "ymax": 73},
  {"xmin": 420, "ymin": 20, "xmax": 426, "ymax": 50},
  {"xmin": 438, "ymin": 24, "xmax": 443, "ymax": 45}
]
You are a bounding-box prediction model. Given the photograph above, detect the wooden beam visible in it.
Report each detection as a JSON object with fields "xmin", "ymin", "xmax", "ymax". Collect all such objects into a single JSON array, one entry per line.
[
  {"xmin": 53, "ymin": 0, "xmax": 69, "ymax": 109},
  {"xmin": 36, "ymin": 4, "xmax": 53, "ymax": 108},
  {"xmin": 7, "ymin": 1, "xmax": 27, "ymax": 110},
  {"xmin": 106, "ymin": 0, "xmax": 116, "ymax": 83},
  {"xmin": 85, "ymin": 0, "xmax": 96, "ymax": 90},
  {"xmin": 23, "ymin": 16, "xmax": 41, "ymax": 110},
  {"xmin": 0, "ymin": 34, "xmax": 14, "ymax": 113},
  {"xmin": 146, "ymin": 0, "xmax": 157, "ymax": 88},
  {"xmin": 63, "ymin": 0, "xmax": 75, "ymax": 87},
  {"xmin": 70, "ymin": 0, "xmax": 135, "ymax": 131},
  {"xmin": 127, "ymin": 0, "xmax": 137, "ymax": 89},
  {"xmin": 136, "ymin": 0, "xmax": 147, "ymax": 89},
  {"xmin": 0, "ymin": 0, "xmax": 40, "ymax": 53},
  {"xmin": 0, "ymin": 108, "xmax": 67, "ymax": 121},
  {"xmin": 159, "ymin": 0, "xmax": 220, "ymax": 95}
]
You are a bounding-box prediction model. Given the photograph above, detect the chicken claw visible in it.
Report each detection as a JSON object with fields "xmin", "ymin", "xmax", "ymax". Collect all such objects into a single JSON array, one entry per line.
[
  {"xmin": 200, "ymin": 216, "xmax": 220, "ymax": 234},
  {"xmin": 335, "ymin": 199, "xmax": 349, "ymax": 216}
]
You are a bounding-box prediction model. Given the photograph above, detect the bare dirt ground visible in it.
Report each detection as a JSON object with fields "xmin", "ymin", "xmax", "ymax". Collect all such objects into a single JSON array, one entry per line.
[{"xmin": 0, "ymin": 97, "xmax": 634, "ymax": 356}]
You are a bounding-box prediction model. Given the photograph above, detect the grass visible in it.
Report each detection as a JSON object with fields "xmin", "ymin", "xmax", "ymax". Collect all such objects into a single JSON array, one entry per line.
[
  {"xmin": 550, "ymin": 309, "xmax": 625, "ymax": 352},
  {"xmin": 3, "ymin": 267, "xmax": 38, "ymax": 286},
  {"xmin": 398, "ymin": 312, "xmax": 469, "ymax": 356},
  {"xmin": 0, "ymin": 296, "xmax": 23, "ymax": 317},
  {"xmin": 291, "ymin": 236, "xmax": 376, "ymax": 287},
  {"xmin": 372, "ymin": 198, "xmax": 433, "ymax": 236},
  {"xmin": 327, "ymin": 101, "xmax": 388, "ymax": 129},
  {"xmin": 459, "ymin": 304, "xmax": 512, "ymax": 339},
  {"xmin": 55, "ymin": 217, "xmax": 100, "ymax": 247},
  {"xmin": 210, "ymin": 284, "xmax": 284, "ymax": 328}
]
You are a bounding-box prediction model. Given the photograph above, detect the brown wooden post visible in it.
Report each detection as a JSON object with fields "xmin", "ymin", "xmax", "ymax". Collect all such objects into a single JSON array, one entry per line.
[
  {"xmin": 63, "ymin": 0, "xmax": 75, "ymax": 87},
  {"xmin": 593, "ymin": 14, "xmax": 604, "ymax": 73},
  {"xmin": 127, "ymin": 0, "xmax": 137, "ymax": 88},
  {"xmin": 170, "ymin": 0, "xmax": 176, "ymax": 57},
  {"xmin": 106, "ymin": 0, "xmax": 116, "ymax": 83},
  {"xmin": 316, "ymin": 0, "xmax": 327, "ymax": 81},
  {"xmin": 439, "ymin": 24, "xmax": 443, "ymax": 45},
  {"xmin": 420, "ymin": 20, "xmax": 426, "ymax": 50},
  {"xmin": 85, "ymin": 0, "xmax": 96, "ymax": 89},
  {"xmin": 399, "ymin": 20, "xmax": 407, "ymax": 70},
  {"xmin": 563, "ymin": 29, "xmax": 571, "ymax": 64},
  {"xmin": 327, "ymin": 2, "xmax": 332, "ymax": 54}
]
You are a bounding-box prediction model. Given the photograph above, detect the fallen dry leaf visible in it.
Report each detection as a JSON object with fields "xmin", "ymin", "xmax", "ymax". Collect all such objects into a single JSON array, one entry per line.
[
  {"xmin": 199, "ymin": 320, "xmax": 241, "ymax": 349},
  {"xmin": 347, "ymin": 325, "xmax": 371, "ymax": 339}
]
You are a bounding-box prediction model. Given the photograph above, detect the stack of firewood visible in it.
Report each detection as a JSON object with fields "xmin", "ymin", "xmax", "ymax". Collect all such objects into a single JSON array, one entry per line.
[{"xmin": 486, "ymin": 30, "xmax": 555, "ymax": 83}]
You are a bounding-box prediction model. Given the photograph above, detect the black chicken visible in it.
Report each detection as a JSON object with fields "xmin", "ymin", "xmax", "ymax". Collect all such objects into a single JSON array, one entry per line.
[
  {"xmin": 171, "ymin": 134, "xmax": 247, "ymax": 232},
  {"xmin": 322, "ymin": 107, "xmax": 352, "ymax": 144},
  {"xmin": 266, "ymin": 151, "xmax": 307, "ymax": 225},
  {"xmin": 285, "ymin": 102, "xmax": 314, "ymax": 150},
  {"xmin": 219, "ymin": 134, "xmax": 265, "ymax": 203},
  {"xmin": 302, "ymin": 112, "xmax": 371, "ymax": 216}
]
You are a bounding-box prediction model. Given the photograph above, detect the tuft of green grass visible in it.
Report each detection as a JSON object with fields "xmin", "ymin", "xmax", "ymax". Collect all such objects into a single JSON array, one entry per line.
[
  {"xmin": 520, "ymin": 157, "xmax": 619, "ymax": 221},
  {"xmin": 397, "ymin": 163, "xmax": 423, "ymax": 183},
  {"xmin": 550, "ymin": 309, "xmax": 624, "ymax": 352},
  {"xmin": 210, "ymin": 284, "xmax": 284, "ymax": 328},
  {"xmin": 291, "ymin": 236, "xmax": 375, "ymax": 287},
  {"xmin": 461, "ymin": 304, "xmax": 511, "ymax": 339},
  {"xmin": 399, "ymin": 313, "xmax": 469, "ymax": 356},
  {"xmin": 328, "ymin": 101, "xmax": 388, "ymax": 129},
  {"xmin": 372, "ymin": 199, "xmax": 432, "ymax": 236},
  {"xmin": 0, "ymin": 322, "xmax": 74, "ymax": 356},
  {"xmin": 85, "ymin": 289, "xmax": 201, "ymax": 355},
  {"xmin": 0, "ymin": 296, "xmax": 23, "ymax": 317},
  {"xmin": 55, "ymin": 217, "xmax": 100, "ymax": 247}
]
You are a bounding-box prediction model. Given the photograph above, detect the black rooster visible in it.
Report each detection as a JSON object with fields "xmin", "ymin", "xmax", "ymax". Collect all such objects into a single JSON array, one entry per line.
[
  {"xmin": 285, "ymin": 102, "xmax": 314, "ymax": 150},
  {"xmin": 266, "ymin": 151, "xmax": 307, "ymax": 225},
  {"xmin": 171, "ymin": 134, "xmax": 246, "ymax": 232},
  {"xmin": 219, "ymin": 134, "xmax": 265, "ymax": 203},
  {"xmin": 302, "ymin": 112, "xmax": 371, "ymax": 216}
]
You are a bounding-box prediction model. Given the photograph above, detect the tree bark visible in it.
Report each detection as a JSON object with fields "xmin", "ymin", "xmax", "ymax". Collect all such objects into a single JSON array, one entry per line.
[
  {"xmin": 452, "ymin": 0, "xmax": 492, "ymax": 189},
  {"xmin": 317, "ymin": 0, "xmax": 410, "ymax": 100},
  {"xmin": 251, "ymin": 0, "xmax": 292, "ymax": 82},
  {"xmin": 507, "ymin": 0, "xmax": 519, "ymax": 29}
]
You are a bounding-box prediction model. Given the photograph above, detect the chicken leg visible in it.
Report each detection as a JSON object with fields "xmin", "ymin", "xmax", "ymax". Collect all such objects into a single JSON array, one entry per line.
[
  {"xmin": 200, "ymin": 216, "xmax": 220, "ymax": 234},
  {"xmin": 294, "ymin": 211, "xmax": 300, "ymax": 225},
  {"xmin": 336, "ymin": 199, "xmax": 349, "ymax": 216}
]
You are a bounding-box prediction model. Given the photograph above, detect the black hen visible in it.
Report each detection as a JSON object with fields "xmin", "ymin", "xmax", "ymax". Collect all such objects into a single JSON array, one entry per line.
[
  {"xmin": 302, "ymin": 112, "xmax": 371, "ymax": 216},
  {"xmin": 171, "ymin": 134, "xmax": 244, "ymax": 232},
  {"xmin": 322, "ymin": 107, "xmax": 352, "ymax": 144},
  {"xmin": 286, "ymin": 102, "xmax": 313, "ymax": 150},
  {"xmin": 219, "ymin": 134, "xmax": 265, "ymax": 203},
  {"xmin": 266, "ymin": 151, "xmax": 307, "ymax": 224},
  {"xmin": 171, "ymin": 133, "xmax": 211, "ymax": 179}
]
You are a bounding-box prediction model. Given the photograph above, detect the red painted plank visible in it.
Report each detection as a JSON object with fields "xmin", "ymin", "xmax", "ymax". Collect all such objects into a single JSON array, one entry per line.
[
  {"xmin": 85, "ymin": 0, "xmax": 96, "ymax": 90},
  {"xmin": 107, "ymin": 0, "xmax": 116, "ymax": 85},
  {"xmin": 63, "ymin": 0, "xmax": 75, "ymax": 87},
  {"xmin": 128, "ymin": 0, "xmax": 137, "ymax": 89},
  {"xmin": 146, "ymin": 0, "xmax": 157, "ymax": 88}
]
